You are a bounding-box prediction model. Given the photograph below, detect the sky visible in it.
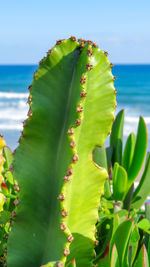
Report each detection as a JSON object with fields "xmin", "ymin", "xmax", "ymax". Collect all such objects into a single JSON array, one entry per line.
[{"xmin": 0, "ymin": 0, "xmax": 150, "ymax": 64}]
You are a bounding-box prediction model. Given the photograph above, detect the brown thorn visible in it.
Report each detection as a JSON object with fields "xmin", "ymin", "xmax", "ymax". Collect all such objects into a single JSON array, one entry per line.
[
  {"xmin": 12, "ymin": 211, "xmax": 16, "ymax": 217},
  {"xmin": 60, "ymin": 223, "xmax": 66, "ymax": 231},
  {"xmin": 14, "ymin": 184, "xmax": 20, "ymax": 192},
  {"xmin": 68, "ymin": 234, "xmax": 74, "ymax": 243},
  {"xmin": 87, "ymin": 49, "xmax": 93, "ymax": 56},
  {"xmin": 33, "ymin": 72, "xmax": 37, "ymax": 79},
  {"xmin": 66, "ymin": 167, "xmax": 73, "ymax": 176},
  {"xmin": 28, "ymin": 109, "xmax": 33, "ymax": 118},
  {"xmin": 27, "ymin": 96, "xmax": 32, "ymax": 104},
  {"xmin": 56, "ymin": 39, "xmax": 65, "ymax": 45},
  {"xmin": 64, "ymin": 176, "xmax": 71, "ymax": 182},
  {"xmin": 80, "ymin": 90, "xmax": 87, "ymax": 98},
  {"xmin": 47, "ymin": 49, "xmax": 52, "ymax": 56},
  {"xmin": 86, "ymin": 64, "xmax": 93, "ymax": 71},
  {"xmin": 18, "ymin": 137, "xmax": 21, "ymax": 143},
  {"xmin": 28, "ymin": 85, "xmax": 32, "ymax": 91},
  {"xmin": 80, "ymin": 42, "xmax": 85, "ymax": 48},
  {"xmin": 63, "ymin": 248, "xmax": 70, "ymax": 256},
  {"xmin": 76, "ymin": 106, "xmax": 83, "ymax": 113},
  {"xmin": 80, "ymin": 76, "xmax": 86, "ymax": 84},
  {"xmin": 78, "ymin": 38, "xmax": 84, "ymax": 43},
  {"xmin": 86, "ymin": 40, "xmax": 93, "ymax": 45},
  {"xmin": 12, "ymin": 150, "xmax": 15, "ymax": 156},
  {"xmin": 70, "ymin": 140, "xmax": 76, "ymax": 148},
  {"xmin": 93, "ymin": 43, "xmax": 98, "ymax": 48},
  {"xmin": 75, "ymin": 119, "xmax": 82, "ymax": 126},
  {"xmin": 61, "ymin": 210, "xmax": 68, "ymax": 217},
  {"xmin": 104, "ymin": 51, "xmax": 109, "ymax": 56},
  {"xmin": 9, "ymin": 164, "xmax": 14, "ymax": 173},
  {"xmin": 58, "ymin": 193, "xmax": 65, "ymax": 201},
  {"xmin": 39, "ymin": 57, "xmax": 46, "ymax": 65},
  {"xmin": 14, "ymin": 198, "xmax": 19, "ymax": 206},
  {"xmin": 113, "ymin": 76, "xmax": 118, "ymax": 81},
  {"xmin": 95, "ymin": 240, "xmax": 99, "ymax": 246},
  {"xmin": 110, "ymin": 63, "xmax": 114, "ymax": 68},
  {"xmin": 70, "ymin": 36, "xmax": 76, "ymax": 41},
  {"xmin": 23, "ymin": 119, "xmax": 28, "ymax": 127},
  {"xmin": 114, "ymin": 103, "xmax": 117, "ymax": 108},
  {"xmin": 67, "ymin": 128, "xmax": 74, "ymax": 135},
  {"xmin": 72, "ymin": 153, "xmax": 79, "ymax": 162},
  {"xmin": 115, "ymin": 90, "xmax": 117, "ymax": 94}
]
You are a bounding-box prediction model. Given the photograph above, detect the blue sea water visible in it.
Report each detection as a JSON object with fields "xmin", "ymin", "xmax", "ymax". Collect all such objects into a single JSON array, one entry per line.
[{"xmin": 0, "ymin": 64, "xmax": 150, "ymax": 151}]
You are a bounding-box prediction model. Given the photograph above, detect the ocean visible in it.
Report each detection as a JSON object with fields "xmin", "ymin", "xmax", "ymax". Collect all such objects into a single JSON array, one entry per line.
[{"xmin": 0, "ymin": 64, "xmax": 150, "ymax": 151}]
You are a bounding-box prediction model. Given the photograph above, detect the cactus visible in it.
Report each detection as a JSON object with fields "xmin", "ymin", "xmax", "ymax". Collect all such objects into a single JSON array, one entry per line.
[{"xmin": 7, "ymin": 37, "xmax": 116, "ymax": 266}]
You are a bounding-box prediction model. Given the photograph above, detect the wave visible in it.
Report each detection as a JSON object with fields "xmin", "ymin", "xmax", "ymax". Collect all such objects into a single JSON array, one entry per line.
[
  {"xmin": 125, "ymin": 116, "xmax": 150, "ymax": 124},
  {"xmin": 0, "ymin": 123, "xmax": 22, "ymax": 130},
  {"xmin": 0, "ymin": 92, "xmax": 28, "ymax": 99}
]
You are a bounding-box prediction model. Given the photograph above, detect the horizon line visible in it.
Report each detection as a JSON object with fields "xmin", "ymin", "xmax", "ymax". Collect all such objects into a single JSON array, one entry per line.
[{"xmin": 0, "ymin": 63, "xmax": 150, "ymax": 66}]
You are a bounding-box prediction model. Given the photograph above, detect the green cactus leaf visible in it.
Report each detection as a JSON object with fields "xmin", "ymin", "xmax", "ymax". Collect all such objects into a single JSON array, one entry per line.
[
  {"xmin": 134, "ymin": 244, "xmax": 149, "ymax": 267},
  {"xmin": 7, "ymin": 38, "xmax": 116, "ymax": 266},
  {"xmin": 109, "ymin": 219, "xmax": 133, "ymax": 266},
  {"xmin": 131, "ymin": 153, "xmax": 150, "ymax": 209},
  {"xmin": 112, "ymin": 162, "xmax": 128, "ymax": 201},
  {"xmin": 127, "ymin": 116, "xmax": 147, "ymax": 189},
  {"xmin": 122, "ymin": 132, "xmax": 136, "ymax": 172},
  {"xmin": 137, "ymin": 218, "xmax": 150, "ymax": 234},
  {"xmin": 110, "ymin": 109, "xmax": 124, "ymax": 165}
]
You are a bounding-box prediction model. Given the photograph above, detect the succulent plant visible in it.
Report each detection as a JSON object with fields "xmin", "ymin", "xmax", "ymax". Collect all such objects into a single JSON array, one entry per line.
[
  {"xmin": 7, "ymin": 37, "xmax": 116, "ymax": 266},
  {"xmin": 0, "ymin": 135, "xmax": 17, "ymax": 266},
  {"xmin": 93, "ymin": 110, "xmax": 150, "ymax": 266}
]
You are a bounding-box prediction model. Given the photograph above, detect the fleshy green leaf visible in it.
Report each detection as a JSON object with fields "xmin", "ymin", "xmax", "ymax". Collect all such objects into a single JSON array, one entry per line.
[
  {"xmin": 122, "ymin": 132, "xmax": 136, "ymax": 172},
  {"xmin": 127, "ymin": 117, "xmax": 147, "ymax": 189},
  {"xmin": 132, "ymin": 153, "xmax": 150, "ymax": 209},
  {"xmin": 110, "ymin": 109, "xmax": 124, "ymax": 165},
  {"xmin": 3, "ymin": 146, "xmax": 13, "ymax": 170},
  {"xmin": 106, "ymin": 146, "xmax": 113, "ymax": 171},
  {"xmin": 112, "ymin": 163, "xmax": 128, "ymax": 201},
  {"xmin": 109, "ymin": 219, "xmax": 133, "ymax": 266},
  {"xmin": 5, "ymin": 171, "xmax": 14, "ymax": 185},
  {"xmin": 134, "ymin": 244, "xmax": 149, "ymax": 267},
  {"xmin": 110, "ymin": 244, "xmax": 119, "ymax": 267},
  {"xmin": 93, "ymin": 146, "xmax": 112, "ymax": 199},
  {"xmin": 129, "ymin": 226, "xmax": 140, "ymax": 266},
  {"xmin": 137, "ymin": 218, "xmax": 150, "ymax": 234},
  {"xmin": 93, "ymin": 146, "xmax": 108, "ymax": 171}
]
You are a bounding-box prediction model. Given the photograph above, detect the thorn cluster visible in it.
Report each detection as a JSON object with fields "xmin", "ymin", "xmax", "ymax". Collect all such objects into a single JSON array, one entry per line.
[{"xmin": 70, "ymin": 36, "xmax": 76, "ymax": 41}]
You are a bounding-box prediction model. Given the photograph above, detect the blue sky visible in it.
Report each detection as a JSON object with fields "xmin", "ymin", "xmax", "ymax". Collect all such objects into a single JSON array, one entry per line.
[{"xmin": 0, "ymin": 0, "xmax": 150, "ymax": 64}]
